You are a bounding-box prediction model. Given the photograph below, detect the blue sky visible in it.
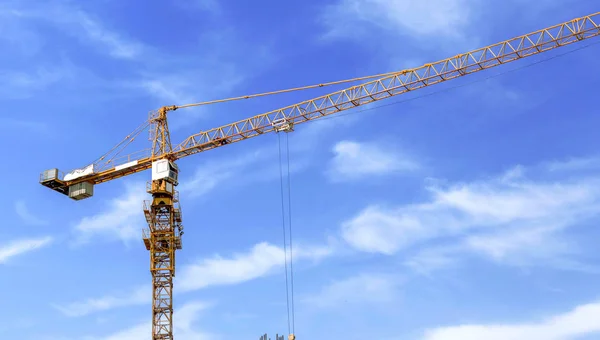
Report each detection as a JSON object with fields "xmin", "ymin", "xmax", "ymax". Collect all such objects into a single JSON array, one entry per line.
[{"xmin": 1, "ymin": 0, "xmax": 600, "ymax": 339}]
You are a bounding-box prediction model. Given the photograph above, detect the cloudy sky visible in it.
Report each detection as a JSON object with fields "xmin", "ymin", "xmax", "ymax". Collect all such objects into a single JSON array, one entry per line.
[{"xmin": 2, "ymin": 0, "xmax": 600, "ymax": 339}]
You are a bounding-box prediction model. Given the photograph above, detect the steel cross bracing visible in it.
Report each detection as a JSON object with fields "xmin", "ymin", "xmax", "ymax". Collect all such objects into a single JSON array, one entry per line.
[
  {"xmin": 150, "ymin": 106, "xmax": 176, "ymax": 158},
  {"xmin": 38, "ymin": 11, "xmax": 600, "ymax": 340},
  {"xmin": 142, "ymin": 179, "xmax": 183, "ymax": 340}
]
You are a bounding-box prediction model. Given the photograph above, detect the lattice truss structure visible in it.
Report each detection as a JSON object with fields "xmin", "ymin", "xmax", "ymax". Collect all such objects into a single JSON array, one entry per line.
[
  {"xmin": 39, "ymin": 12, "xmax": 599, "ymax": 340},
  {"xmin": 142, "ymin": 179, "xmax": 183, "ymax": 339}
]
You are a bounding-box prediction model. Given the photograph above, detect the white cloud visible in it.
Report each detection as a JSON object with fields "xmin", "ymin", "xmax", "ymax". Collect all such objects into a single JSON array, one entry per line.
[
  {"xmin": 58, "ymin": 241, "xmax": 333, "ymax": 316},
  {"xmin": 15, "ymin": 200, "xmax": 48, "ymax": 226},
  {"xmin": 124, "ymin": 28, "xmax": 271, "ymax": 128},
  {"xmin": 2, "ymin": 2, "xmax": 142, "ymax": 60},
  {"xmin": 320, "ymin": 0, "xmax": 566, "ymax": 42},
  {"xmin": 80, "ymin": 300, "xmax": 214, "ymax": 340},
  {"xmin": 0, "ymin": 236, "xmax": 53, "ymax": 264},
  {"xmin": 464, "ymin": 225, "xmax": 564, "ymax": 262},
  {"xmin": 138, "ymin": 79, "xmax": 196, "ymax": 107},
  {"xmin": 303, "ymin": 273, "xmax": 400, "ymax": 308},
  {"xmin": 178, "ymin": 241, "xmax": 333, "ymax": 292},
  {"xmin": 341, "ymin": 203, "xmax": 438, "ymax": 255},
  {"xmin": 0, "ymin": 5, "xmax": 44, "ymax": 56},
  {"xmin": 71, "ymin": 155, "xmax": 269, "ymax": 246},
  {"xmin": 341, "ymin": 162, "xmax": 600, "ymax": 266},
  {"xmin": 2, "ymin": 1, "xmax": 273, "ymax": 128},
  {"xmin": 545, "ymin": 155, "xmax": 600, "ymax": 173},
  {"xmin": 322, "ymin": 0, "xmax": 473, "ymax": 40},
  {"xmin": 172, "ymin": 119, "xmax": 340, "ymax": 200},
  {"xmin": 404, "ymin": 222, "xmax": 599, "ymax": 275},
  {"xmin": 462, "ymin": 225, "xmax": 598, "ymax": 273},
  {"xmin": 404, "ymin": 246, "xmax": 458, "ymax": 276},
  {"xmin": 178, "ymin": 137, "xmax": 319, "ymax": 200},
  {"xmin": 54, "ymin": 285, "xmax": 149, "ymax": 317},
  {"xmin": 0, "ymin": 2, "xmax": 244, "ymax": 112},
  {"xmin": 422, "ymin": 300, "xmax": 600, "ymax": 340},
  {"xmin": 66, "ymin": 11, "xmax": 142, "ymax": 59},
  {"xmin": 327, "ymin": 140, "xmax": 419, "ymax": 182},
  {"xmin": 176, "ymin": 117, "xmax": 367, "ymax": 196},
  {"xmin": 0, "ymin": 61, "xmax": 75, "ymax": 99},
  {"xmin": 293, "ymin": 113, "xmax": 362, "ymax": 151},
  {"xmin": 44, "ymin": 7, "xmax": 141, "ymax": 60},
  {"xmin": 178, "ymin": 150, "xmax": 265, "ymax": 199},
  {"xmin": 72, "ymin": 182, "xmax": 146, "ymax": 245},
  {"xmin": 0, "ymin": 3, "xmax": 146, "ymax": 103},
  {"xmin": 1, "ymin": 67, "xmax": 63, "ymax": 86}
]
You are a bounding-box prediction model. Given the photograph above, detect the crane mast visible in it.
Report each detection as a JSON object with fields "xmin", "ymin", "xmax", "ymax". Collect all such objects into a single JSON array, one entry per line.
[
  {"xmin": 146, "ymin": 105, "xmax": 182, "ymax": 339},
  {"xmin": 145, "ymin": 167, "xmax": 181, "ymax": 338},
  {"xmin": 38, "ymin": 12, "xmax": 599, "ymax": 340},
  {"xmin": 143, "ymin": 174, "xmax": 182, "ymax": 339}
]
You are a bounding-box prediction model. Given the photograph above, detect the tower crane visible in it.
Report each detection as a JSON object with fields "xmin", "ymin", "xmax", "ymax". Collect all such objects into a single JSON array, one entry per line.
[{"xmin": 40, "ymin": 12, "xmax": 599, "ymax": 340}]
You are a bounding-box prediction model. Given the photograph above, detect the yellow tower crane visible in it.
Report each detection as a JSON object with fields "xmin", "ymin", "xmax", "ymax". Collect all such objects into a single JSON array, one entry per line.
[{"xmin": 40, "ymin": 12, "xmax": 600, "ymax": 340}]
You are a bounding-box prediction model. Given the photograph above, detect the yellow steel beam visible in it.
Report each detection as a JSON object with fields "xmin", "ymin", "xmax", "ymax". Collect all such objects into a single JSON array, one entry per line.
[{"xmin": 58, "ymin": 11, "xmax": 599, "ymax": 188}]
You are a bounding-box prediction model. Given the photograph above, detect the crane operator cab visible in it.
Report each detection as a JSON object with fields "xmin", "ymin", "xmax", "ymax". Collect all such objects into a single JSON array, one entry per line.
[{"xmin": 152, "ymin": 159, "xmax": 179, "ymax": 187}]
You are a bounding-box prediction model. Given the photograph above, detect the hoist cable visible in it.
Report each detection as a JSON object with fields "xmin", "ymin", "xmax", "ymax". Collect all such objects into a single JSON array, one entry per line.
[
  {"xmin": 277, "ymin": 133, "xmax": 292, "ymax": 335},
  {"xmin": 285, "ymin": 132, "xmax": 296, "ymax": 334}
]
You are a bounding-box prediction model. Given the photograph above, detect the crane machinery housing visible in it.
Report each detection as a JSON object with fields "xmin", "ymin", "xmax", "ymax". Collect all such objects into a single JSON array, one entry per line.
[{"xmin": 40, "ymin": 12, "xmax": 600, "ymax": 340}]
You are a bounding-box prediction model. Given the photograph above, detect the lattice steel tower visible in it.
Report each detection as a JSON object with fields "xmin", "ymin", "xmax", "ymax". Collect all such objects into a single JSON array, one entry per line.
[{"xmin": 142, "ymin": 163, "xmax": 183, "ymax": 339}]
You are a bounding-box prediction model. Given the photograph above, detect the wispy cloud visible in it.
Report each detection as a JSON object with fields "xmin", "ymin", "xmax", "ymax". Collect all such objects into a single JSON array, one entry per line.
[
  {"xmin": 137, "ymin": 79, "xmax": 197, "ymax": 107},
  {"xmin": 422, "ymin": 300, "xmax": 600, "ymax": 340},
  {"xmin": 0, "ymin": 64, "xmax": 73, "ymax": 99},
  {"xmin": 318, "ymin": 0, "xmax": 574, "ymax": 75},
  {"xmin": 303, "ymin": 273, "xmax": 401, "ymax": 308},
  {"xmin": 463, "ymin": 225, "xmax": 573, "ymax": 265},
  {"xmin": 178, "ymin": 241, "xmax": 333, "ymax": 292},
  {"xmin": 320, "ymin": 0, "xmax": 564, "ymax": 43},
  {"xmin": 72, "ymin": 141, "xmax": 311, "ymax": 246},
  {"xmin": 404, "ymin": 246, "xmax": 458, "ymax": 276},
  {"xmin": 15, "ymin": 200, "xmax": 48, "ymax": 226},
  {"xmin": 341, "ymin": 158, "xmax": 600, "ymax": 271},
  {"xmin": 54, "ymin": 284, "xmax": 149, "ymax": 317},
  {"xmin": 124, "ymin": 28, "xmax": 273, "ymax": 128},
  {"xmin": 321, "ymin": 0, "xmax": 475, "ymax": 40},
  {"xmin": 10, "ymin": 3, "xmax": 143, "ymax": 60},
  {"xmin": 405, "ymin": 223, "xmax": 598, "ymax": 275},
  {"xmin": 178, "ymin": 150, "xmax": 266, "ymax": 199},
  {"xmin": 63, "ymin": 10, "xmax": 142, "ymax": 60},
  {"xmin": 1, "ymin": 1, "xmax": 266, "ymax": 120},
  {"xmin": 545, "ymin": 155, "xmax": 600, "ymax": 173},
  {"xmin": 72, "ymin": 181, "xmax": 146, "ymax": 245},
  {"xmin": 0, "ymin": 236, "xmax": 53, "ymax": 264},
  {"xmin": 0, "ymin": 2, "xmax": 142, "ymax": 103},
  {"xmin": 0, "ymin": 6, "xmax": 43, "ymax": 56},
  {"xmin": 327, "ymin": 140, "xmax": 419, "ymax": 182},
  {"xmin": 177, "ymin": 124, "xmax": 340, "ymax": 199},
  {"xmin": 57, "ymin": 241, "xmax": 333, "ymax": 316},
  {"xmin": 77, "ymin": 300, "xmax": 215, "ymax": 340}
]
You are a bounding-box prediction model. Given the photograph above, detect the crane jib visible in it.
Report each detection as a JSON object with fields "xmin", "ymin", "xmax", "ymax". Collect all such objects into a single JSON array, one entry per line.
[{"xmin": 40, "ymin": 12, "xmax": 600, "ymax": 198}]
